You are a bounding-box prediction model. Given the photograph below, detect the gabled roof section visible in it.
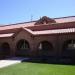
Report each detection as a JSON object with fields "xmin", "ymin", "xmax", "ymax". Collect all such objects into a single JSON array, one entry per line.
[
  {"xmin": 35, "ymin": 16, "xmax": 56, "ymax": 25},
  {"xmin": 20, "ymin": 27, "xmax": 75, "ymax": 35},
  {"xmin": 2, "ymin": 27, "xmax": 75, "ymax": 38}
]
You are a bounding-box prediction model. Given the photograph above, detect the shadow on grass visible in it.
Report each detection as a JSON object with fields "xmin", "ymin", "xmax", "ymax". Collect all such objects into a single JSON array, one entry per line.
[{"xmin": 22, "ymin": 56, "xmax": 75, "ymax": 65}]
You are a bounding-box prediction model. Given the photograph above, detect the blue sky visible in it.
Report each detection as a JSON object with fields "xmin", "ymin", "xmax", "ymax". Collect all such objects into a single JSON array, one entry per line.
[{"xmin": 0, "ymin": 0, "xmax": 75, "ymax": 24}]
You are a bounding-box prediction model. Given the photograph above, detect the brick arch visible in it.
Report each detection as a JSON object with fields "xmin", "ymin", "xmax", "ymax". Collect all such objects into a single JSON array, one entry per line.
[
  {"xmin": 1, "ymin": 42, "xmax": 10, "ymax": 58},
  {"xmin": 16, "ymin": 39, "xmax": 30, "ymax": 56},
  {"xmin": 36, "ymin": 40, "xmax": 53, "ymax": 56},
  {"xmin": 62, "ymin": 39, "xmax": 75, "ymax": 57},
  {"xmin": 63, "ymin": 39, "xmax": 75, "ymax": 50}
]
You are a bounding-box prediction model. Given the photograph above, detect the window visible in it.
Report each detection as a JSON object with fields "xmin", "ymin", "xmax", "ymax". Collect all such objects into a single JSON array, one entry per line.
[{"xmin": 17, "ymin": 39, "xmax": 30, "ymax": 50}]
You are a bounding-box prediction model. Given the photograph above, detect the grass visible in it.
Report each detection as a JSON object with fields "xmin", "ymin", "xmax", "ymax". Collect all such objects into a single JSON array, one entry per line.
[{"xmin": 0, "ymin": 62, "xmax": 75, "ymax": 75}]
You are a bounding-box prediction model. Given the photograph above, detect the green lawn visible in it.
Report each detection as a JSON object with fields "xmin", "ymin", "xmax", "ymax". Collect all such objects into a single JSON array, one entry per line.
[{"xmin": 0, "ymin": 62, "xmax": 75, "ymax": 75}]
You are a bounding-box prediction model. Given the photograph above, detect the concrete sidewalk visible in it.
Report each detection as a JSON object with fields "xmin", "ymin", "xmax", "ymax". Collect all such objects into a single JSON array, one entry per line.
[{"xmin": 0, "ymin": 57, "xmax": 27, "ymax": 68}]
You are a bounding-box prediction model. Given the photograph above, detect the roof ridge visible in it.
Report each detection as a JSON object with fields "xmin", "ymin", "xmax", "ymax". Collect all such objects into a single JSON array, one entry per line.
[
  {"xmin": 0, "ymin": 21, "xmax": 36, "ymax": 27},
  {"xmin": 54, "ymin": 16, "xmax": 75, "ymax": 19}
]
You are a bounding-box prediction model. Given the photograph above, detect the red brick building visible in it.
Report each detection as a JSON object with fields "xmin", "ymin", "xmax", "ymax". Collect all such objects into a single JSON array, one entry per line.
[{"xmin": 0, "ymin": 16, "xmax": 75, "ymax": 60}]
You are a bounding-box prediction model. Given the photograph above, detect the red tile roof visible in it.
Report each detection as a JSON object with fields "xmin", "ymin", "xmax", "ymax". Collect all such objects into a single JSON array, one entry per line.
[
  {"xmin": 55, "ymin": 16, "xmax": 75, "ymax": 23},
  {"xmin": 0, "ymin": 22, "xmax": 35, "ymax": 31},
  {"xmin": 0, "ymin": 27, "xmax": 75, "ymax": 38},
  {"xmin": 0, "ymin": 33, "xmax": 14, "ymax": 38},
  {"xmin": 23, "ymin": 28, "xmax": 75, "ymax": 35},
  {"xmin": 0, "ymin": 16, "xmax": 75, "ymax": 33}
]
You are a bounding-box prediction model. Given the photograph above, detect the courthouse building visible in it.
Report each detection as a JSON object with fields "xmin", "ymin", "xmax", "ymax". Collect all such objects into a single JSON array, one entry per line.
[{"xmin": 0, "ymin": 16, "xmax": 75, "ymax": 59}]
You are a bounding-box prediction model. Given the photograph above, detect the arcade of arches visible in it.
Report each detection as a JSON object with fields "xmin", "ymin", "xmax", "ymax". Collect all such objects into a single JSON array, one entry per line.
[{"xmin": 0, "ymin": 38, "xmax": 75, "ymax": 58}]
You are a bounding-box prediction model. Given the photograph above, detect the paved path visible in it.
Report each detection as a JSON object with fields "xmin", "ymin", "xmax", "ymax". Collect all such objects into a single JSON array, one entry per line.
[{"xmin": 0, "ymin": 57, "xmax": 27, "ymax": 68}]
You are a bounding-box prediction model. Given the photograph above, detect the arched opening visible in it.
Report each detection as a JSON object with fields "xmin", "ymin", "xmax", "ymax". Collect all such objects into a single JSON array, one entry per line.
[
  {"xmin": 1, "ymin": 43, "xmax": 10, "ymax": 58},
  {"xmin": 16, "ymin": 39, "xmax": 30, "ymax": 56},
  {"xmin": 38, "ymin": 41, "xmax": 53, "ymax": 56},
  {"xmin": 63, "ymin": 40, "xmax": 75, "ymax": 57}
]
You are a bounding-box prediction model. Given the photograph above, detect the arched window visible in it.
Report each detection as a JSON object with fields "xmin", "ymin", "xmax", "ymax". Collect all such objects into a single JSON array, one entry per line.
[
  {"xmin": 62, "ymin": 40, "xmax": 75, "ymax": 57},
  {"xmin": 38, "ymin": 41, "xmax": 53, "ymax": 56},
  {"xmin": 17, "ymin": 39, "xmax": 30, "ymax": 50},
  {"xmin": 1, "ymin": 42, "xmax": 10, "ymax": 57},
  {"xmin": 38, "ymin": 41, "xmax": 53, "ymax": 51},
  {"xmin": 16, "ymin": 39, "xmax": 30, "ymax": 56},
  {"xmin": 63, "ymin": 40, "xmax": 75, "ymax": 50}
]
